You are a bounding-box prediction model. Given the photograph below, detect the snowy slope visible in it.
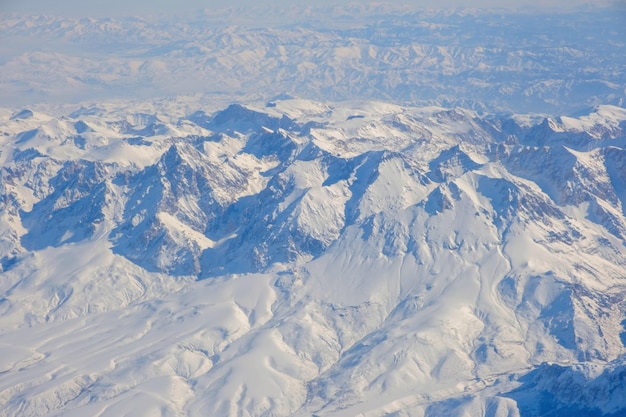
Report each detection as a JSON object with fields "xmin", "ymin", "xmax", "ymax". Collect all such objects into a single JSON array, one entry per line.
[{"xmin": 0, "ymin": 98, "xmax": 625, "ymax": 417}]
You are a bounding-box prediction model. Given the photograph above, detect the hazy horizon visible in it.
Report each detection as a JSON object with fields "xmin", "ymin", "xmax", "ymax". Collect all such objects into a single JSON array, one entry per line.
[{"xmin": 2, "ymin": 0, "xmax": 617, "ymax": 17}]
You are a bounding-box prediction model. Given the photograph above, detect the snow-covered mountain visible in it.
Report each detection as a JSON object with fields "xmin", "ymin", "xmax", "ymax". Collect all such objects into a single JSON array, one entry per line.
[
  {"xmin": 1, "ymin": 97, "xmax": 625, "ymax": 417},
  {"xmin": 2, "ymin": 5, "xmax": 625, "ymax": 113}
]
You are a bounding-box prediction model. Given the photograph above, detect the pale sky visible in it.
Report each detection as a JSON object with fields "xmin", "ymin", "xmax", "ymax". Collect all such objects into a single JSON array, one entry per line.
[{"xmin": 1, "ymin": 0, "xmax": 612, "ymax": 17}]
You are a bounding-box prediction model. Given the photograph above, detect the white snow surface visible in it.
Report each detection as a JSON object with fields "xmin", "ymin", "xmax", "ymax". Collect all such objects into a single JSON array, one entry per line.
[{"xmin": 0, "ymin": 97, "xmax": 626, "ymax": 417}]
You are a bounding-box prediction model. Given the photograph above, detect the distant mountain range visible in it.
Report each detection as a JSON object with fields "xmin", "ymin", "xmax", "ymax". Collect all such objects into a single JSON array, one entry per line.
[{"xmin": 1, "ymin": 5, "xmax": 625, "ymax": 113}]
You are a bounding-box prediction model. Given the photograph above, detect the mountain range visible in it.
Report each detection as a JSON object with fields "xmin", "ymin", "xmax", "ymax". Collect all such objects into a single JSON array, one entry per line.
[{"xmin": 1, "ymin": 97, "xmax": 625, "ymax": 416}]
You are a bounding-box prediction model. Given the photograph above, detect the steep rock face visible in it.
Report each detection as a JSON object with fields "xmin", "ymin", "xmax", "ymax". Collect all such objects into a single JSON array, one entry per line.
[
  {"xmin": 0, "ymin": 156, "xmax": 63, "ymax": 270},
  {"xmin": 202, "ymin": 141, "xmax": 337, "ymax": 275},
  {"xmin": 0, "ymin": 100, "xmax": 625, "ymax": 417},
  {"xmin": 0, "ymin": 177, "xmax": 22, "ymax": 270},
  {"xmin": 503, "ymin": 145, "xmax": 613, "ymax": 206},
  {"xmin": 505, "ymin": 362, "xmax": 626, "ymax": 417},
  {"xmin": 21, "ymin": 160, "xmax": 117, "ymax": 250},
  {"xmin": 603, "ymin": 146, "xmax": 626, "ymax": 215},
  {"xmin": 428, "ymin": 144, "xmax": 483, "ymax": 183},
  {"xmin": 111, "ymin": 141, "xmax": 252, "ymax": 275}
]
